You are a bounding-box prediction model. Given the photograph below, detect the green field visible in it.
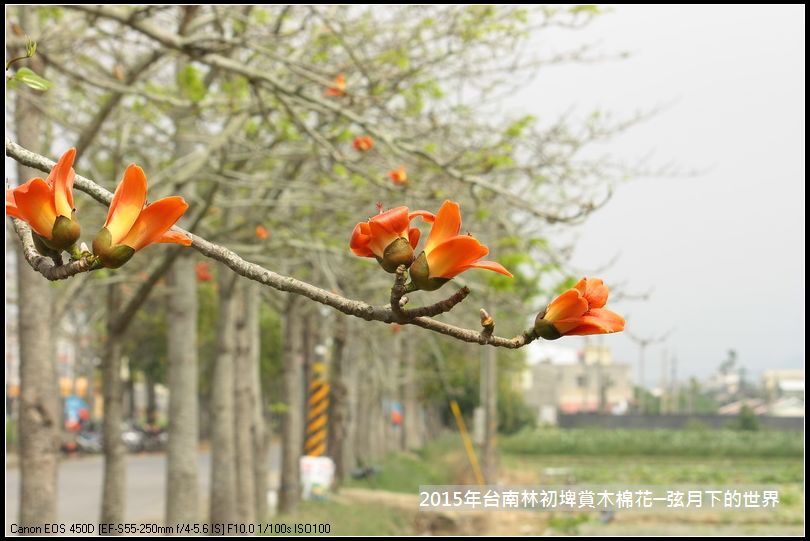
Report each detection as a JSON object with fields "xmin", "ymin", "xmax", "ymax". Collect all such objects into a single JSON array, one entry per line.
[
  {"xmin": 277, "ymin": 428, "xmax": 805, "ymax": 535},
  {"xmin": 500, "ymin": 427, "xmax": 804, "ymax": 458}
]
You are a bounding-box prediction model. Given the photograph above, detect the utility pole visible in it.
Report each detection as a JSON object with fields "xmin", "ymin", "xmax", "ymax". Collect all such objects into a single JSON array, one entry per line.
[
  {"xmin": 660, "ymin": 349, "xmax": 668, "ymax": 414},
  {"xmin": 626, "ymin": 328, "xmax": 674, "ymax": 413},
  {"xmin": 481, "ymin": 345, "xmax": 497, "ymax": 484}
]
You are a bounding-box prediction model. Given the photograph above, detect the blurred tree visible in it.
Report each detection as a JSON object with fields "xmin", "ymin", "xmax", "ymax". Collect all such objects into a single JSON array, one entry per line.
[
  {"xmin": 10, "ymin": 7, "xmax": 60, "ymax": 527},
  {"xmin": 8, "ymin": 4, "xmax": 649, "ymax": 524}
]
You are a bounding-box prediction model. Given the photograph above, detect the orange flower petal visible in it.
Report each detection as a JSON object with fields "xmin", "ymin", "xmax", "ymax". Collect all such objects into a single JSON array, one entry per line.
[
  {"xmin": 408, "ymin": 227, "xmax": 421, "ymax": 250},
  {"xmin": 544, "ymin": 289, "xmax": 588, "ymax": 323},
  {"xmin": 467, "ymin": 260, "xmax": 513, "ymax": 277},
  {"xmin": 408, "ymin": 209, "xmax": 435, "ymax": 224},
  {"xmin": 48, "ymin": 148, "xmax": 77, "ymax": 217},
  {"xmin": 368, "ymin": 219, "xmax": 401, "ymax": 258},
  {"xmin": 554, "ymin": 309, "xmax": 625, "ymax": 336},
  {"xmin": 105, "ymin": 164, "xmax": 147, "ymax": 245},
  {"xmin": 12, "ymin": 178, "xmax": 57, "ymax": 238},
  {"xmin": 120, "ymin": 196, "xmax": 189, "ymax": 251},
  {"xmin": 6, "ymin": 186, "xmax": 24, "ymax": 218},
  {"xmin": 157, "ymin": 229, "xmax": 192, "ymax": 246},
  {"xmin": 350, "ymin": 222, "xmax": 374, "ymax": 257},
  {"xmin": 574, "ymin": 277, "xmax": 609, "ymax": 309},
  {"xmin": 424, "ymin": 200, "xmax": 461, "ymax": 254},
  {"xmin": 582, "ymin": 308, "xmax": 625, "ymax": 332},
  {"xmin": 371, "ymin": 206, "xmax": 410, "ymax": 237},
  {"xmin": 426, "ymin": 235, "xmax": 489, "ymax": 279},
  {"xmin": 552, "ymin": 316, "xmax": 587, "ymax": 335}
]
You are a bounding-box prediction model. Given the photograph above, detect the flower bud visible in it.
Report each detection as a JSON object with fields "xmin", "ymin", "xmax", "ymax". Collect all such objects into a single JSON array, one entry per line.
[
  {"xmin": 408, "ymin": 251, "xmax": 450, "ymax": 291},
  {"xmin": 49, "ymin": 215, "xmax": 81, "ymax": 251},
  {"xmin": 534, "ymin": 309, "xmax": 562, "ymax": 341},
  {"xmin": 93, "ymin": 227, "xmax": 135, "ymax": 269},
  {"xmin": 32, "ymin": 232, "xmax": 59, "ymax": 258},
  {"xmin": 98, "ymin": 245, "xmax": 135, "ymax": 269},
  {"xmin": 379, "ymin": 237, "xmax": 415, "ymax": 273}
]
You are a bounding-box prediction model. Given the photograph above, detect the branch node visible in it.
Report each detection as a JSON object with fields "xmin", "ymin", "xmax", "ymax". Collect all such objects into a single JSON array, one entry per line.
[{"xmin": 480, "ymin": 308, "xmax": 495, "ymax": 343}]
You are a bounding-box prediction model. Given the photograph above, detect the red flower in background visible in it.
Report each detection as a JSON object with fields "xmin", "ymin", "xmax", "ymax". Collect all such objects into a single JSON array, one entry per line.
[
  {"xmin": 196, "ymin": 261, "xmax": 213, "ymax": 282},
  {"xmin": 388, "ymin": 166, "xmax": 407, "ymax": 185},
  {"xmin": 325, "ymin": 74, "xmax": 346, "ymax": 97},
  {"xmin": 352, "ymin": 136, "xmax": 374, "ymax": 152},
  {"xmin": 255, "ymin": 225, "xmax": 269, "ymax": 239}
]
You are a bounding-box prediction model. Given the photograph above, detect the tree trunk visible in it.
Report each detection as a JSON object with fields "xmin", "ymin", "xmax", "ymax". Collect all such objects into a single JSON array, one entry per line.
[
  {"xmin": 402, "ymin": 333, "xmax": 422, "ymax": 450},
  {"xmin": 210, "ymin": 270, "xmax": 239, "ymax": 524},
  {"xmin": 279, "ymin": 296, "xmax": 304, "ymax": 513},
  {"xmin": 327, "ymin": 315, "xmax": 348, "ymax": 487},
  {"xmin": 166, "ymin": 254, "xmax": 200, "ymax": 525},
  {"xmin": 102, "ymin": 284, "xmax": 126, "ymax": 524},
  {"xmin": 145, "ymin": 374, "xmax": 157, "ymax": 425},
  {"xmin": 14, "ymin": 7, "xmax": 59, "ymax": 528},
  {"xmin": 481, "ymin": 346, "xmax": 498, "ymax": 483},
  {"xmin": 125, "ymin": 373, "xmax": 136, "ymax": 423},
  {"xmin": 247, "ymin": 283, "xmax": 269, "ymax": 521},
  {"xmin": 165, "ymin": 47, "xmax": 200, "ymax": 522},
  {"xmin": 234, "ymin": 280, "xmax": 257, "ymax": 523}
]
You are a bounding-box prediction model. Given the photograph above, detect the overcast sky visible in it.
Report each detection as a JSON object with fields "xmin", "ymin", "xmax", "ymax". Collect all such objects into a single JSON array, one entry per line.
[{"xmin": 519, "ymin": 5, "xmax": 805, "ymax": 383}]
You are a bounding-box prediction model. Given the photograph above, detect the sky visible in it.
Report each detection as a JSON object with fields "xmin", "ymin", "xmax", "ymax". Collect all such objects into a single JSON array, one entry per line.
[{"xmin": 517, "ymin": 5, "xmax": 805, "ymax": 384}]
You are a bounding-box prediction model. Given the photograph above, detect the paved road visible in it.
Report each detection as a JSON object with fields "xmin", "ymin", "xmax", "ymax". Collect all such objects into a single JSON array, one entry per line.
[{"xmin": 6, "ymin": 447, "xmax": 280, "ymax": 534}]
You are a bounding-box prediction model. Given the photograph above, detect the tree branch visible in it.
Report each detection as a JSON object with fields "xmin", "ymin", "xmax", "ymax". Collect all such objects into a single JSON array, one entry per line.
[
  {"xmin": 6, "ymin": 139, "xmax": 541, "ymax": 349},
  {"xmin": 11, "ymin": 219, "xmax": 95, "ymax": 280}
]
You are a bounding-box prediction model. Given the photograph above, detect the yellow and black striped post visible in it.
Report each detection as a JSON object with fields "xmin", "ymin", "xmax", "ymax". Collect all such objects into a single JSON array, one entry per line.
[{"xmin": 305, "ymin": 361, "xmax": 329, "ymax": 457}]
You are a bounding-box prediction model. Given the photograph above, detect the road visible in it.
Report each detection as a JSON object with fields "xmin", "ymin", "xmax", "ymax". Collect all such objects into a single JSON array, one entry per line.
[{"xmin": 5, "ymin": 447, "xmax": 280, "ymax": 534}]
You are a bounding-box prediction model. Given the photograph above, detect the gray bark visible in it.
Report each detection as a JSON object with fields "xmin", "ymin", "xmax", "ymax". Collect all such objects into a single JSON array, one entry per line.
[
  {"xmin": 279, "ymin": 296, "xmax": 303, "ymax": 513},
  {"xmin": 166, "ymin": 254, "xmax": 199, "ymax": 525},
  {"xmin": 101, "ymin": 284, "xmax": 126, "ymax": 524},
  {"xmin": 234, "ymin": 280, "xmax": 256, "ymax": 523},
  {"xmin": 165, "ymin": 49, "xmax": 200, "ymax": 523},
  {"xmin": 481, "ymin": 346, "xmax": 498, "ymax": 483},
  {"xmin": 327, "ymin": 315, "xmax": 348, "ymax": 486},
  {"xmin": 247, "ymin": 283, "xmax": 269, "ymax": 520},
  {"xmin": 209, "ymin": 270, "xmax": 238, "ymax": 524},
  {"xmin": 402, "ymin": 334, "xmax": 423, "ymax": 450},
  {"xmin": 14, "ymin": 12, "xmax": 59, "ymax": 522}
]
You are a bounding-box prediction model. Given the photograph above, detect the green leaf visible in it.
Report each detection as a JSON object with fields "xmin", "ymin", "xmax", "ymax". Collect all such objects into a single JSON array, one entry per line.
[
  {"xmin": 570, "ymin": 5, "xmax": 601, "ymax": 15},
  {"xmin": 332, "ymin": 163, "xmax": 348, "ymax": 178},
  {"xmin": 26, "ymin": 38, "xmax": 37, "ymax": 58},
  {"xmin": 12, "ymin": 67, "xmax": 52, "ymax": 91},
  {"xmin": 176, "ymin": 64, "xmax": 206, "ymax": 102}
]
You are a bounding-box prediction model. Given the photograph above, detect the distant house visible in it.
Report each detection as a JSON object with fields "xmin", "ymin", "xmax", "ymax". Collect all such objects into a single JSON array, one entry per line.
[
  {"xmin": 520, "ymin": 343, "xmax": 634, "ymax": 425},
  {"xmin": 762, "ymin": 369, "xmax": 805, "ymax": 398}
]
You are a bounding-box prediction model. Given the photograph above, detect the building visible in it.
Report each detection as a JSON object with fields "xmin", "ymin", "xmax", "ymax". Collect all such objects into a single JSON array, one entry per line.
[
  {"xmin": 520, "ymin": 343, "xmax": 634, "ymax": 425},
  {"xmin": 762, "ymin": 369, "xmax": 805, "ymax": 399}
]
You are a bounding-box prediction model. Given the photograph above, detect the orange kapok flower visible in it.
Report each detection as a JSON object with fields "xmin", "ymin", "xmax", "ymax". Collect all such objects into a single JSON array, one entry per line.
[
  {"xmin": 350, "ymin": 205, "xmax": 434, "ymax": 272},
  {"xmin": 6, "ymin": 148, "xmax": 81, "ymax": 251},
  {"xmin": 408, "ymin": 200, "xmax": 512, "ymax": 291},
  {"xmin": 534, "ymin": 278, "xmax": 625, "ymax": 340},
  {"xmin": 256, "ymin": 225, "xmax": 269, "ymax": 239},
  {"xmin": 92, "ymin": 164, "xmax": 191, "ymax": 269},
  {"xmin": 352, "ymin": 135, "xmax": 374, "ymax": 152},
  {"xmin": 196, "ymin": 261, "xmax": 213, "ymax": 282},
  {"xmin": 325, "ymin": 74, "xmax": 346, "ymax": 97},
  {"xmin": 388, "ymin": 166, "xmax": 407, "ymax": 185}
]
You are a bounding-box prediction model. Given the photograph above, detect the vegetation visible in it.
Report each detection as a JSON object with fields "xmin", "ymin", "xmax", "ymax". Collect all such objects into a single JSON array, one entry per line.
[{"xmin": 500, "ymin": 427, "xmax": 803, "ymax": 458}]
